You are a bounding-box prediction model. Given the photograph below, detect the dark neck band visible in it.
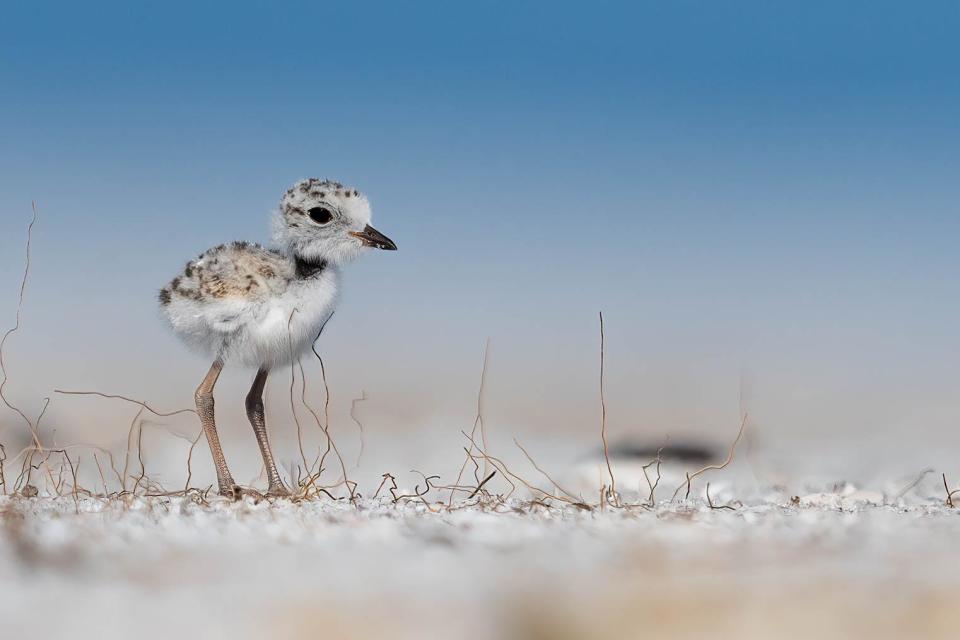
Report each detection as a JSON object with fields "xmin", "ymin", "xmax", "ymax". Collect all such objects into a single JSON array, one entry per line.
[{"xmin": 294, "ymin": 256, "xmax": 328, "ymax": 279}]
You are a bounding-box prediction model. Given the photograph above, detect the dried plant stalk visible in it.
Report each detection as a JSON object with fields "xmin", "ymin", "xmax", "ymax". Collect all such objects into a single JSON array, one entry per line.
[
  {"xmin": 943, "ymin": 474, "xmax": 959, "ymax": 508},
  {"xmin": 450, "ymin": 341, "xmax": 491, "ymax": 505},
  {"xmin": 673, "ymin": 413, "xmax": 748, "ymax": 501},
  {"xmin": 598, "ymin": 312, "xmax": 619, "ymax": 507}
]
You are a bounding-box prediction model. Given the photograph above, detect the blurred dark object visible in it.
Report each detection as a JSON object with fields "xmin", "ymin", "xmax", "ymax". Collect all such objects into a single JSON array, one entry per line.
[{"xmin": 604, "ymin": 440, "xmax": 720, "ymax": 465}]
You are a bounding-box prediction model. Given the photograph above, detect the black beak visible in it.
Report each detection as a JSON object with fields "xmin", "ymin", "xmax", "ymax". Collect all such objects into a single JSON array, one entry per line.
[{"xmin": 349, "ymin": 224, "xmax": 397, "ymax": 250}]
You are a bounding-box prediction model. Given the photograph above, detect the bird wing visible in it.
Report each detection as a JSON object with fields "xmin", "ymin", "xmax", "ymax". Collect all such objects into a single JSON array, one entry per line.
[{"xmin": 161, "ymin": 242, "xmax": 295, "ymax": 332}]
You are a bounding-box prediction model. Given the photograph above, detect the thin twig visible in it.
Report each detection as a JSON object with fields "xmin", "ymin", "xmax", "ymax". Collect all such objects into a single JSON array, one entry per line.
[
  {"xmin": 287, "ymin": 310, "xmax": 314, "ymax": 481},
  {"xmin": 598, "ymin": 312, "xmax": 618, "ymax": 506},
  {"xmin": 54, "ymin": 390, "xmax": 195, "ymax": 418},
  {"xmin": 461, "ymin": 429, "xmax": 589, "ymax": 509},
  {"xmin": 373, "ymin": 473, "xmax": 396, "ymax": 500},
  {"xmin": 943, "ymin": 474, "xmax": 959, "ymax": 508},
  {"xmin": 450, "ymin": 341, "xmax": 491, "ymax": 506},
  {"xmin": 467, "ymin": 471, "xmax": 497, "ymax": 499},
  {"xmin": 641, "ymin": 447, "xmax": 663, "ymax": 507},
  {"xmin": 0, "ymin": 206, "xmax": 59, "ymax": 492},
  {"xmin": 513, "ymin": 438, "xmax": 580, "ymax": 501},
  {"xmin": 45, "ymin": 442, "xmax": 124, "ymax": 490},
  {"xmin": 349, "ymin": 391, "xmax": 367, "ymax": 470},
  {"xmin": 183, "ymin": 429, "xmax": 203, "ymax": 492},
  {"xmin": 406, "ymin": 469, "xmax": 442, "ymax": 509},
  {"xmin": 132, "ymin": 416, "xmax": 147, "ymax": 493},
  {"xmin": 304, "ymin": 319, "xmax": 356, "ymax": 500},
  {"xmin": 894, "ymin": 467, "xmax": 934, "ymax": 501},
  {"xmin": 706, "ymin": 482, "xmax": 736, "ymax": 510},
  {"xmin": 121, "ymin": 408, "xmax": 145, "ymax": 491},
  {"xmin": 462, "ymin": 445, "xmax": 516, "ymax": 501},
  {"xmin": 0, "ymin": 202, "xmax": 38, "ymax": 434},
  {"xmin": 673, "ymin": 413, "xmax": 749, "ymax": 501},
  {"xmin": 93, "ymin": 453, "xmax": 109, "ymax": 495},
  {"xmin": 309, "ymin": 314, "xmax": 334, "ymax": 474},
  {"xmin": 478, "ymin": 338, "xmax": 491, "ymax": 475},
  {"xmin": 0, "ymin": 443, "xmax": 6, "ymax": 495},
  {"xmin": 300, "ymin": 314, "xmax": 355, "ymax": 500}
]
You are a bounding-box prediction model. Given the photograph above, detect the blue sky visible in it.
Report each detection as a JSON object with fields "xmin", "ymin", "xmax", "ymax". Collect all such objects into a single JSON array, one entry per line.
[{"xmin": 1, "ymin": 1, "xmax": 959, "ymax": 457}]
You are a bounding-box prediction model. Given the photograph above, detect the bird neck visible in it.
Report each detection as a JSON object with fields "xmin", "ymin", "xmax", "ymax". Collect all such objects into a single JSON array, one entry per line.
[{"xmin": 293, "ymin": 254, "xmax": 328, "ymax": 279}]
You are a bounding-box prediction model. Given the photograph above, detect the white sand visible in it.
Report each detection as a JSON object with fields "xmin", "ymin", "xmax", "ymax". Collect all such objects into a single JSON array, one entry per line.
[{"xmin": 1, "ymin": 485, "xmax": 957, "ymax": 639}]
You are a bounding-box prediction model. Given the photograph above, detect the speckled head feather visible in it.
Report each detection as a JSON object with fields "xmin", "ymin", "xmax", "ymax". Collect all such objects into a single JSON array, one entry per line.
[{"xmin": 272, "ymin": 178, "xmax": 373, "ymax": 266}]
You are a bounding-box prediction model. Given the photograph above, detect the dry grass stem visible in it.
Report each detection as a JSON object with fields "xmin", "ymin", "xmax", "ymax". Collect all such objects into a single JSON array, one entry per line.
[
  {"xmin": 461, "ymin": 429, "xmax": 591, "ymax": 510},
  {"xmin": 468, "ymin": 470, "xmax": 497, "ymax": 499},
  {"xmin": 132, "ymin": 415, "xmax": 148, "ymax": 493},
  {"xmin": 349, "ymin": 391, "xmax": 367, "ymax": 469},
  {"xmin": 598, "ymin": 312, "xmax": 619, "ymax": 507},
  {"xmin": 0, "ymin": 206, "xmax": 61, "ymax": 492},
  {"xmin": 294, "ymin": 317, "xmax": 357, "ymax": 501},
  {"xmin": 943, "ymin": 474, "xmax": 959, "ymax": 508},
  {"xmin": 513, "ymin": 438, "xmax": 580, "ymax": 501},
  {"xmin": 0, "ymin": 444, "xmax": 6, "ymax": 494},
  {"xmin": 895, "ymin": 467, "xmax": 934, "ymax": 501},
  {"xmin": 302, "ymin": 356, "xmax": 354, "ymax": 501},
  {"xmin": 0, "ymin": 203, "xmax": 39, "ymax": 434},
  {"xmin": 93, "ymin": 452, "xmax": 109, "ymax": 495},
  {"xmin": 641, "ymin": 448, "xmax": 663, "ymax": 506},
  {"xmin": 183, "ymin": 429, "xmax": 203, "ymax": 493},
  {"xmin": 286, "ymin": 310, "xmax": 314, "ymax": 481},
  {"xmin": 478, "ymin": 338, "xmax": 491, "ymax": 474},
  {"xmin": 450, "ymin": 341, "xmax": 491, "ymax": 505},
  {"xmin": 54, "ymin": 389, "xmax": 195, "ymax": 418},
  {"xmin": 289, "ymin": 359, "xmax": 312, "ymax": 479},
  {"xmin": 372, "ymin": 472, "xmax": 396, "ymax": 499},
  {"xmin": 121, "ymin": 408, "xmax": 145, "ymax": 492},
  {"xmin": 673, "ymin": 413, "xmax": 749, "ymax": 501},
  {"xmin": 706, "ymin": 482, "xmax": 736, "ymax": 510}
]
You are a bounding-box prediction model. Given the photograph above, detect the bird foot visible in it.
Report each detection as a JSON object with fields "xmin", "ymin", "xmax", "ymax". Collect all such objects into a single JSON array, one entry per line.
[
  {"xmin": 266, "ymin": 484, "xmax": 292, "ymax": 499},
  {"xmin": 219, "ymin": 483, "xmax": 266, "ymax": 502}
]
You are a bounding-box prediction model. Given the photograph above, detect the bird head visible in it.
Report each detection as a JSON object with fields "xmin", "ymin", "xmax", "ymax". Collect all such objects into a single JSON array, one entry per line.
[{"xmin": 272, "ymin": 178, "xmax": 397, "ymax": 265}]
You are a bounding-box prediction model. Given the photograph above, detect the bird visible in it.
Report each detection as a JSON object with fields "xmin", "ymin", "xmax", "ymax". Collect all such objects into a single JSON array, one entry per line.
[{"xmin": 158, "ymin": 178, "xmax": 396, "ymax": 498}]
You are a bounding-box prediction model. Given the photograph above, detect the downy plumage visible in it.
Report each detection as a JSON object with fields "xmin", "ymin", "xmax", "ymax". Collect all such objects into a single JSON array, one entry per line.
[{"xmin": 158, "ymin": 178, "xmax": 396, "ymax": 497}]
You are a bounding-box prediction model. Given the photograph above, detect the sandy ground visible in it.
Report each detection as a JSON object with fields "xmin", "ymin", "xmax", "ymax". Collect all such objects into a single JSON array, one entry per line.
[{"xmin": 1, "ymin": 487, "xmax": 958, "ymax": 640}]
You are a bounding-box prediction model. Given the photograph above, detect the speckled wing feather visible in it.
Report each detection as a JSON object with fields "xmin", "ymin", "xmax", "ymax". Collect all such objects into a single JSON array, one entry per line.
[{"xmin": 161, "ymin": 241, "xmax": 294, "ymax": 307}]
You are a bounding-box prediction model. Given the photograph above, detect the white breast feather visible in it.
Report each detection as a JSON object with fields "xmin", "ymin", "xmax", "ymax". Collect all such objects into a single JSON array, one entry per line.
[{"xmin": 162, "ymin": 268, "xmax": 339, "ymax": 368}]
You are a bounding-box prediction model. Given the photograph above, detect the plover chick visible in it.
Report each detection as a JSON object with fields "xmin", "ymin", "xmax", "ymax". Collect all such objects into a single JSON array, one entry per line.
[{"xmin": 159, "ymin": 178, "xmax": 396, "ymax": 498}]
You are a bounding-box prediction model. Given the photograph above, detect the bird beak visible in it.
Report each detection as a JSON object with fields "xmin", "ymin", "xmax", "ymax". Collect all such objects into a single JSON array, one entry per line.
[{"xmin": 350, "ymin": 225, "xmax": 397, "ymax": 250}]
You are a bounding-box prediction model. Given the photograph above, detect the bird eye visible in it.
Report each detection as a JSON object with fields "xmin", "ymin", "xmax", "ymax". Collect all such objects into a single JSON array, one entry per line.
[{"xmin": 307, "ymin": 207, "xmax": 334, "ymax": 224}]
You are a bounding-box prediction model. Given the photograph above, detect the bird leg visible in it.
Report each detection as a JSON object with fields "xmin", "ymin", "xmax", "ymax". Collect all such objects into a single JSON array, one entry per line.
[
  {"xmin": 194, "ymin": 359, "xmax": 239, "ymax": 497},
  {"xmin": 246, "ymin": 368, "xmax": 289, "ymax": 496}
]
